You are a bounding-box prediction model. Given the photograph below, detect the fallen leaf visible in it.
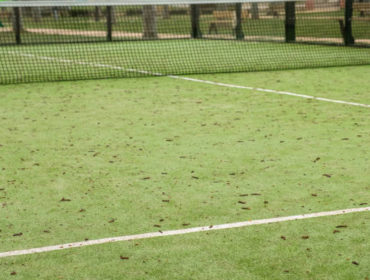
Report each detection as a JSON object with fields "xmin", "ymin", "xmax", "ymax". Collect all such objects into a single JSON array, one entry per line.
[
  {"xmin": 182, "ymin": 223, "xmax": 190, "ymax": 226},
  {"xmin": 162, "ymin": 200, "xmax": 169, "ymax": 203},
  {"xmin": 13, "ymin": 232, "xmax": 23, "ymax": 237},
  {"xmin": 301, "ymin": 235, "xmax": 309, "ymax": 239},
  {"xmin": 311, "ymin": 194, "xmax": 317, "ymax": 197},
  {"xmin": 191, "ymin": 176, "xmax": 199, "ymax": 179},
  {"xmin": 60, "ymin": 197, "xmax": 71, "ymax": 202},
  {"xmin": 239, "ymin": 194, "xmax": 248, "ymax": 197},
  {"xmin": 281, "ymin": 235, "xmax": 286, "ymax": 240},
  {"xmin": 238, "ymin": 201, "xmax": 246, "ymax": 204},
  {"xmin": 10, "ymin": 271, "xmax": 16, "ymax": 275},
  {"xmin": 142, "ymin": 177, "xmax": 151, "ymax": 180},
  {"xmin": 120, "ymin": 256, "xmax": 129, "ymax": 260},
  {"xmin": 323, "ymin": 174, "xmax": 331, "ymax": 178},
  {"xmin": 313, "ymin": 157, "xmax": 320, "ymax": 163},
  {"xmin": 352, "ymin": 261, "xmax": 359, "ymax": 265},
  {"xmin": 336, "ymin": 225, "xmax": 347, "ymax": 228},
  {"xmin": 251, "ymin": 193, "xmax": 261, "ymax": 196},
  {"xmin": 108, "ymin": 219, "xmax": 116, "ymax": 223},
  {"xmin": 153, "ymin": 224, "xmax": 161, "ymax": 228},
  {"xmin": 241, "ymin": 207, "xmax": 251, "ymax": 210},
  {"xmin": 333, "ymin": 230, "xmax": 340, "ymax": 234}
]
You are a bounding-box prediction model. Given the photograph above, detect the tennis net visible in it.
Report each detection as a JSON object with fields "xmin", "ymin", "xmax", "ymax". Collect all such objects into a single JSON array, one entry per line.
[{"xmin": 0, "ymin": 0, "xmax": 369, "ymax": 84}]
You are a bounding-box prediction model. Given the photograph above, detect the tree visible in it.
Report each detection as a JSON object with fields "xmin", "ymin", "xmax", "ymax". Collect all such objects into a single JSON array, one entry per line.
[
  {"xmin": 143, "ymin": 5, "xmax": 157, "ymax": 39},
  {"xmin": 32, "ymin": 7, "xmax": 41, "ymax": 22},
  {"xmin": 251, "ymin": 3, "xmax": 259, "ymax": 19},
  {"xmin": 95, "ymin": 7, "xmax": 102, "ymax": 22},
  {"xmin": 162, "ymin": 5, "xmax": 170, "ymax": 19}
]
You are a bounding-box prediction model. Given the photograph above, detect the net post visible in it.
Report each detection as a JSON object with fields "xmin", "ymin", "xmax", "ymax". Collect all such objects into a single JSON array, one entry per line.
[
  {"xmin": 235, "ymin": 3, "xmax": 244, "ymax": 40},
  {"xmin": 285, "ymin": 2, "xmax": 296, "ymax": 43},
  {"xmin": 344, "ymin": 0, "xmax": 354, "ymax": 45},
  {"xmin": 106, "ymin": 6, "xmax": 113, "ymax": 42},
  {"xmin": 13, "ymin": 7, "xmax": 21, "ymax": 44},
  {"xmin": 191, "ymin": 4, "xmax": 202, "ymax": 39}
]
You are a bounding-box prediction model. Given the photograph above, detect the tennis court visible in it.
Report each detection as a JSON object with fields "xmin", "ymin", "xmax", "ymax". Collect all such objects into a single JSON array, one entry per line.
[{"xmin": 0, "ymin": 0, "xmax": 369, "ymax": 279}]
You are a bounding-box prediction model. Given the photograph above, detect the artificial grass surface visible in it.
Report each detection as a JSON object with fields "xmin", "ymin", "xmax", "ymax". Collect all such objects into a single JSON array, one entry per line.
[
  {"xmin": 194, "ymin": 65, "xmax": 370, "ymax": 104},
  {"xmin": 0, "ymin": 65, "xmax": 369, "ymax": 278},
  {"xmin": 1, "ymin": 39, "xmax": 370, "ymax": 84},
  {"xmin": 0, "ymin": 213, "xmax": 369, "ymax": 279}
]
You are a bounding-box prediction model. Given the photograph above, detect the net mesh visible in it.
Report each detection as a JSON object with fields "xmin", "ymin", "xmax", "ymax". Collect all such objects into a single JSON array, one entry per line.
[{"xmin": 0, "ymin": 0, "xmax": 369, "ymax": 84}]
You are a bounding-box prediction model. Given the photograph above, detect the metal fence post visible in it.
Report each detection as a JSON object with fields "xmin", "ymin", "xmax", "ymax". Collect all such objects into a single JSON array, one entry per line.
[
  {"xmin": 285, "ymin": 2, "xmax": 296, "ymax": 42},
  {"xmin": 344, "ymin": 0, "xmax": 354, "ymax": 45},
  {"xmin": 191, "ymin": 5, "xmax": 202, "ymax": 38},
  {"xmin": 235, "ymin": 3, "xmax": 244, "ymax": 40},
  {"xmin": 107, "ymin": 6, "xmax": 112, "ymax": 42},
  {"xmin": 14, "ymin": 7, "xmax": 21, "ymax": 44}
]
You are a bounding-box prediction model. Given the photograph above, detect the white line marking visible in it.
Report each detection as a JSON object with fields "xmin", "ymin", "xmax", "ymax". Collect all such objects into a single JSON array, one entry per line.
[
  {"xmin": 168, "ymin": 76, "xmax": 370, "ymax": 108},
  {"xmin": 7, "ymin": 51, "xmax": 370, "ymax": 108},
  {"xmin": 0, "ymin": 207, "xmax": 368, "ymax": 258}
]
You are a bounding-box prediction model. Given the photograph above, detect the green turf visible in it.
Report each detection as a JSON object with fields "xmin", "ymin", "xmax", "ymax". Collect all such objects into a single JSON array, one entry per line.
[
  {"xmin": 195, "ymin": 65, "xmax": 370, "ymax": 104},
  {"xmin": 1, "ymin": 39, "xmax": 370, "ymax": 84},
  {"xmin": 1, "ymin": 214, "xmax": 369, "ymax": 279},
  {"xmin": 0, "ymin": 66, "xmax": 369, "ymax": 279}
]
